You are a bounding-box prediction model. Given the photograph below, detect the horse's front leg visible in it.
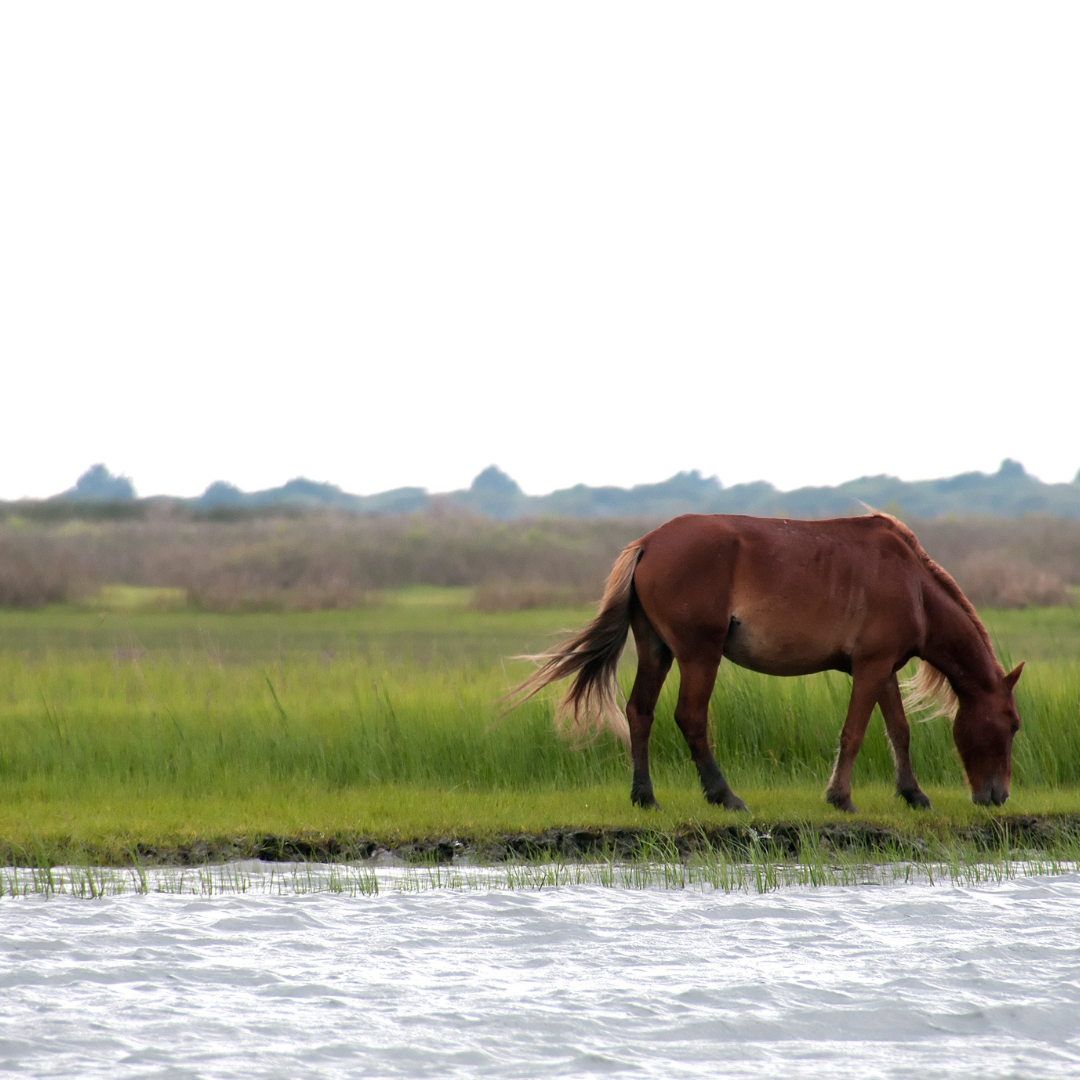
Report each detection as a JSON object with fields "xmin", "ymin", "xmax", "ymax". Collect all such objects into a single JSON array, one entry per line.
[
  {"xmin": 825, "ymin": 661, "xmax": 892, "ymax": 813},
  {"xmin": 878, "ymin": 673, "xmax": 932, "ymax": 809}
]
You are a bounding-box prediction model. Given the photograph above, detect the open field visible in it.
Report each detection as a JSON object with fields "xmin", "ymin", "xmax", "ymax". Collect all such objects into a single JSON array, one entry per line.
[{"xmin": 0, "ymin": 592, "xmax": 1078, "ymax": 864}]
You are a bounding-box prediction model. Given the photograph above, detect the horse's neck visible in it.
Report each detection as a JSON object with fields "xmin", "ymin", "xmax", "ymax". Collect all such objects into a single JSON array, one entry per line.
[{"xmin": 922, "ymin": 589, "xmax": 998, "ymax": 698}]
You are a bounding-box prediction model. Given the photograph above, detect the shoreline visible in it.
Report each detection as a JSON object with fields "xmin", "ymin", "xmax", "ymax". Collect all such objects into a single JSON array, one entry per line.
[{"xmin": 5, "ymin": 813, "xmax": 1080, "ymax": 869}]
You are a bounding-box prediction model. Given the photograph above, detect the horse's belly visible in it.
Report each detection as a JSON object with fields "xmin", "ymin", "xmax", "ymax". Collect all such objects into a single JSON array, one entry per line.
[{"xmin": 723, "ymin": 618, "xmax": 849, "ymax": 676}]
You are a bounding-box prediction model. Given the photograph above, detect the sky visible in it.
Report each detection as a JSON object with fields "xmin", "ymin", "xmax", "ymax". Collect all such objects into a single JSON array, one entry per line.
[{"xmin": 2, "ymin": 3, "xmax": 1078, "ymax": 501}]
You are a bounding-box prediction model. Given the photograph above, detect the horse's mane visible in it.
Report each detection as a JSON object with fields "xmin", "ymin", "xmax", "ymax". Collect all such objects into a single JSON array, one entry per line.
[{"xmin": 868, "ymin": 511, "xmax": 1002, "ymax": 720}]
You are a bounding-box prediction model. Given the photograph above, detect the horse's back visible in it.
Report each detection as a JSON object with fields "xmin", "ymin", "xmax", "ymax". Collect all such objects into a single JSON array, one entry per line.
[{"xmin": 632, "ymin": 514, "xmax": 927, "ymax": 676}]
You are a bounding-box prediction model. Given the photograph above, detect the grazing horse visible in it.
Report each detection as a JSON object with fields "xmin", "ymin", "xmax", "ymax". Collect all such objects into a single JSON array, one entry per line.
[{"xmin": 513, "ymin": 513, "xmax": 1023, "ymax": 812}]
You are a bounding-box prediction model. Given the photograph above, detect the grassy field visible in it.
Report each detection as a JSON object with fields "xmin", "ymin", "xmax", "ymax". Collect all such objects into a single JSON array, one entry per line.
[{"xmin": 0, "ymin": 590, "xmax": 1078, "ymax": 862}]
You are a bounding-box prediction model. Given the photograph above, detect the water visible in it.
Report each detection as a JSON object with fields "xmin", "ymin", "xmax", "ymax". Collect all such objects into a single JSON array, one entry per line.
[{"xmin": 3, "ymin": 871, "xmax": 1080, "ymax": 1078}]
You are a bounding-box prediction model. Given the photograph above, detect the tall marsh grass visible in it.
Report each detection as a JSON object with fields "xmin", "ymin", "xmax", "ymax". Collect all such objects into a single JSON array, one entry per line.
[
  {"xmin": 5, "ymin": 839, "xmax": 1080, "ymax": 899},
  {"xmin": 0, "ymin": 603, "xmax": 1077, "ymax": 801}
]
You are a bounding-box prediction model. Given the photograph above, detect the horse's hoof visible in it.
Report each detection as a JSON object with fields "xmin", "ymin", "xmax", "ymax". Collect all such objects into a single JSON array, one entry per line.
[
  {"xmin": 826, "ymin": 793, "xmax": 857, "ymax": 813},
  {"xmin": 707, "ymin": 790, "xmax": 748, "ymax": 812},
  {"xmin": 631, "ymin": 793, "xmax": 660, "ymax": 809},
  {"xmin": 900, "ymin": 789, "xmax": 932, "ymax": 810}
]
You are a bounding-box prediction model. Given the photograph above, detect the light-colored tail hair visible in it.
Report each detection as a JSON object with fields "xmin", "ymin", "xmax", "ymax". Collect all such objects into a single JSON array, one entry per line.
[
  {"xmin": 901, "ymin": 661, "xmax": 958, "ymax": 721},
  {"xmin": 506, "ymin": 541, "xmax": 644, "ymax": 750}
]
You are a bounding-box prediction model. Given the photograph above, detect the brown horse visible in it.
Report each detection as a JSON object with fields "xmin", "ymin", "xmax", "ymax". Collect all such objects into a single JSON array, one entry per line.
[{"xmin": 513, "ymin": 512, "xmax": 1023, "ymax": 812}]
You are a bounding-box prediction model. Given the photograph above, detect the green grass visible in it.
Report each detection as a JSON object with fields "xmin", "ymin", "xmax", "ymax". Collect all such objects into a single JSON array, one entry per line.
[
  {"xmin": 3, "ymin": 781, "xmax": 1080, "ymax": 854},
  {"xmin": 981, "ymin": 604, "xmax": 1080, "ymax": 663},
  {"xmin": 0, "ymin": 594, "xmax": 1078, "ymax": 859},
  {"xmin": 76, "ymin": 584, "xmax": 189, "ymax": 613}
]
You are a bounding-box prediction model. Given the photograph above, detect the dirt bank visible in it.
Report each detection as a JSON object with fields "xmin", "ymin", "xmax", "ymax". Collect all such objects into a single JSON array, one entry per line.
[{"xmin": 4, "ymin": 815, "xmax": 1080, "ymax": 868}]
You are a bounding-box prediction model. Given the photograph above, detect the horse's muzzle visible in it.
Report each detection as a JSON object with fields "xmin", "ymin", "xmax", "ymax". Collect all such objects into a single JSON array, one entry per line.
[{"xmin": 972, "ymin": 782, "xmax": 1009, "ymax": 807}]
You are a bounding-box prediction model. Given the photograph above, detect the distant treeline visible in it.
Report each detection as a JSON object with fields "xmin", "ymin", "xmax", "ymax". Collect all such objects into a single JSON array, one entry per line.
[
  {"xmin": 1, "ymin": 508, "xmax": 1077, "ymax": 612},
  {"xmin": 13, "ymin": 458, "xmax": 1080, "ymax": 521}
]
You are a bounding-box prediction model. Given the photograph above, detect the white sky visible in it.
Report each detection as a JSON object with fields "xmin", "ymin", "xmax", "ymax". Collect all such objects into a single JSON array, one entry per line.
[{"xmin": 2, "ymin": 3, "xmax": 1078, "ymax": 500}]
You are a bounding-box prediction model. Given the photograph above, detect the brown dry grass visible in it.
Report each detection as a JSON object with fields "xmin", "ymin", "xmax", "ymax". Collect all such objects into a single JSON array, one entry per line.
[
  {"xmin": 0, "ymin": 510, "xmax": 648, "ymax": 611},
  {"xmin": 1, "ymin": 507, "xmax": 1078, "ymax": 611},
  {"xmin": 912, "ymin": 517, "xmax": 1080, "ymax": 608}
]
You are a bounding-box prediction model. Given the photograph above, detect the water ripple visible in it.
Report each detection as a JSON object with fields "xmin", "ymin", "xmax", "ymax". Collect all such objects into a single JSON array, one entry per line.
[{"xmin": 2, "ymin": 874, "xmax": 1080, "ymax": 1077}]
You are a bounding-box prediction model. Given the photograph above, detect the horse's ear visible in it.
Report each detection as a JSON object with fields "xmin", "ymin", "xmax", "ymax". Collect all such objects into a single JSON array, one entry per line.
[{"xmin": 1003, "ymin": 662, "xmax": 1025, "ymax": 691}]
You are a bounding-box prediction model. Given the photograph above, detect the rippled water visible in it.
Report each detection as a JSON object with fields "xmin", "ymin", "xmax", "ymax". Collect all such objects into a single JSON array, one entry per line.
[{"xmin": 3, "ymin": 871, "xmax": 1080, "ymax": 1078}]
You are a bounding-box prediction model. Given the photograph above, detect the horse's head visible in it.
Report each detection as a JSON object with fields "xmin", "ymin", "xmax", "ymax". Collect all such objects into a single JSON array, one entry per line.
[{"xmin": 953, "ymin": 662, "xmax": 1024, "ymax": 806}]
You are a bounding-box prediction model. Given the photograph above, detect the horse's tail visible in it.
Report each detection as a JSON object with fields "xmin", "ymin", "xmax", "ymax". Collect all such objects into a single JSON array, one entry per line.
[{"xmin": 507, "ymin": 541, "xmax": 644, "ymax": 750}]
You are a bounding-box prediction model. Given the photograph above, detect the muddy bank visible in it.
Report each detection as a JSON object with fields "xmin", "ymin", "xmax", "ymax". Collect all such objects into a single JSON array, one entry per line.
[
  {"xmin": 4, "ymin": 814, "xmax": 1080, "ymax": 868},
  {"xmin": 223, "ymin": 815, "xmax": 1080, "ymax": 865}
]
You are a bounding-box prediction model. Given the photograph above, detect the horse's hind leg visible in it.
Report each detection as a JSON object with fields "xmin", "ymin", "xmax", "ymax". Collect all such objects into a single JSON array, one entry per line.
[
  {"xmin": 673, "ymin": 654, "xmax": 747, "ymax": 812},
  {"xmin": 879, "ymin": 674, "xmax": 932, "ymax": 809},
  {"xmin": 626, "ymin": 604, "xmax": 672, "ymax": 808}
]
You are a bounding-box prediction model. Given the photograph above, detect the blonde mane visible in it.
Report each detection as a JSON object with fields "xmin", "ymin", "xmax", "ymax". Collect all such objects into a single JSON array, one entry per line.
[{"xmin": 868, "ymin": 511, "xmax": 1001, "ymax": 721}]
